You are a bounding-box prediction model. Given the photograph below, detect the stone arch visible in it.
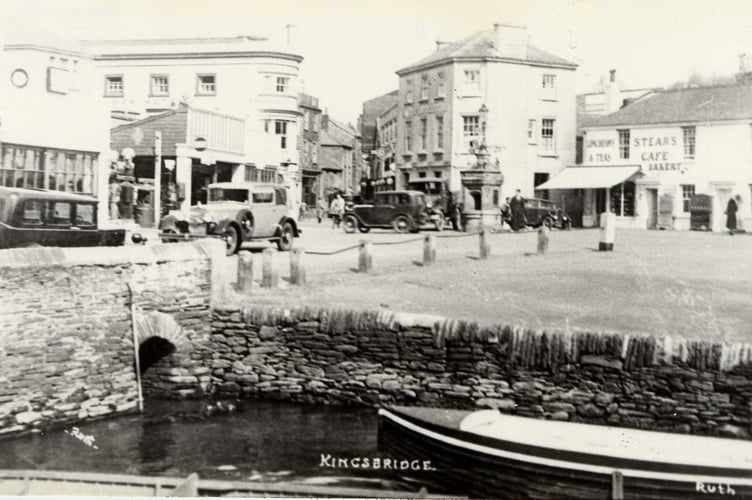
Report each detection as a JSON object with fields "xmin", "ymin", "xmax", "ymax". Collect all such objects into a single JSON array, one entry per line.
[{"xmin": 134, "ymin": 310, "xmax": 190, "ymax": 348}]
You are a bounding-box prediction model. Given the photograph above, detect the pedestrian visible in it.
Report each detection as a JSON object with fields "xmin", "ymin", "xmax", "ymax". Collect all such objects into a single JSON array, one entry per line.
[
  {"xmin": 108, "ymin": 175, "xmax": 121, "ymax": 221},
  {"xmin": 726, "ymin": 195, "xmax": 739, "ymax": 234},
  {"xmin": 509, "ymin": 189, "xmax": 526, "ymax": 231},
  {"xmin": 330, "ymin": 193, "xmax": 345, "ymax": 229},
  {"xmin": 500, "ymin": 197, "xmax": 511, "ymax": 228},
  {"xmin": 317, "ymin": 199, "xmax": 325, "ymax": 224}
]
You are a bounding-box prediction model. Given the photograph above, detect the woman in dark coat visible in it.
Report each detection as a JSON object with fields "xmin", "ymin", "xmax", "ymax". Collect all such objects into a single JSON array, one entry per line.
[
  {"xmin": 726, "ymin": 196, "xmax": 738, "ymax": 234},
  {"xmin": 509, "ymin": 190, "xmax": 526, "ymax": 231}
]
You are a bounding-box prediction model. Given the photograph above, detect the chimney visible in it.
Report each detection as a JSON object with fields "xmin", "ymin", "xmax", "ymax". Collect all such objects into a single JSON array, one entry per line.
[
  {"xmin": 285, "ymin": 24, "xmax": 298, "ymax": 46},
  {"xmin": 321, "ymin": 114, "xmax": 329, "ymax": 131},
  {"xmin": 493, "ymin": 23, "xmax": 528, "ymax": 60},
  {"xmin": 605, "ymin": 69, "xmax": 621, "ymax": 114},
  {"xmin": 435, "ymin": 40, "xmax": 448, "ymax": 52}
]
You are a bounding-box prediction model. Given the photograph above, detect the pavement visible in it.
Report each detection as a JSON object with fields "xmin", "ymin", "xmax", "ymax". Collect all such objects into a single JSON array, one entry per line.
[{"xmin": 117, "ymin": 216, "xmax": 752, "ymax": 342}]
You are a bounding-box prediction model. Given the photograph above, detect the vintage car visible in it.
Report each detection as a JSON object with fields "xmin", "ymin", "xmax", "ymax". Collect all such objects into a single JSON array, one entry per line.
[
  {"xmin": 158, "ymin": 182, "xmax": 300, "ymax": 255},
  {"xmin": 504, "ymin": 197, "xmax": 571, "ymax": 229},
  {"xmin": 0, "ymin": 186, "xmax": 125, "ymax": 249},
  {"xmin": 342, "ymin": 190, "xmax": 429, "ymax": 233}
]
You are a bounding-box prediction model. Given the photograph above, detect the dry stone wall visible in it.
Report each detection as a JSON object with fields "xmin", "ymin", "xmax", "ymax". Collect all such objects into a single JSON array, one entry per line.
[
  {"xmin": 0, "ymin": 241, "xmax": 221, "ymax": 437},
  {"xmin": 210, "ymin": 306, "xmax": 752, "ymax": 440}
]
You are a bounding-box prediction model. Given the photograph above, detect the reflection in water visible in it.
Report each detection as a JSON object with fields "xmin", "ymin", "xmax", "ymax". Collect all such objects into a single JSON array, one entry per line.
[{"xmin": 0, "ymin": 400, "xmax": 382, "ymax": 483}]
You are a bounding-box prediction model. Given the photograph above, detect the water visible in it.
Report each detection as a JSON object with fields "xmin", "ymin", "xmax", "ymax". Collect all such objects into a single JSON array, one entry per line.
[{"xmin": 0, "ymin": 400, "xmax": 392, "ymax": 485}]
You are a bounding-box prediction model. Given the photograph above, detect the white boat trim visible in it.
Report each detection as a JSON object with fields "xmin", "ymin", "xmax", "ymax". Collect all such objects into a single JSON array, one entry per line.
[{"xmin": 380, "ymin": 409, "xmax": 752, "ymax": 486}]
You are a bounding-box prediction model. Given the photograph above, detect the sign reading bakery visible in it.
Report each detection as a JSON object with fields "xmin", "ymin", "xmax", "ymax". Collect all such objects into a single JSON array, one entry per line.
[{"xmin": 631, "ymin": 129, "xmax": 686, "ymax": 174}]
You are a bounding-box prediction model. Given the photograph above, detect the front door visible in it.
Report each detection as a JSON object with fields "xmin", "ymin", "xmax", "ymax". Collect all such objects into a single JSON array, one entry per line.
[{"xmin": 646, "ymin": 189, "xmax": 658, "ymax": 229}]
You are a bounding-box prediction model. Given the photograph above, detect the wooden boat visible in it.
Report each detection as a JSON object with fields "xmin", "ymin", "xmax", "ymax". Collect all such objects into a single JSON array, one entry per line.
[
  {"xmin": 0, "ymin": 469, "xmax": 445, "ymax": 498},
  {"xmin": 378, "ymin": 406, "xmax": 752, "ymax": 499}
]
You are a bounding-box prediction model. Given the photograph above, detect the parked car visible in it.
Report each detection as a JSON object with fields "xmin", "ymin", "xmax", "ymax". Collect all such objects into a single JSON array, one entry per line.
[
  {"xmin": 158, "ymin": 182, "xmax": 300, "ymax": 255},
  {"xmin": 342, "ymin": 190, "xmax": 428, "ymax": 233},
  {"xmin": 0, "ymin": 186, "xmax": 126, "ymax": 249},
  {"xmin": 503, "ymin": 197, "xmax": 571, "ymax": 229}
]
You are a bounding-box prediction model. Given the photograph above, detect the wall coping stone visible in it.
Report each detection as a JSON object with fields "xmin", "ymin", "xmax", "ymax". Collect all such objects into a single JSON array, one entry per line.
[{"xmin": 0, "ymin": 240, "xmax": 224, "ymax": 269}]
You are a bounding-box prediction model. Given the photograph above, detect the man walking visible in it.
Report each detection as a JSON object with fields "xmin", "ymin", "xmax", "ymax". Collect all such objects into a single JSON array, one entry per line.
[{"xmin": 509, "ymin": 189, "xmax": 526, "ymax": 231}]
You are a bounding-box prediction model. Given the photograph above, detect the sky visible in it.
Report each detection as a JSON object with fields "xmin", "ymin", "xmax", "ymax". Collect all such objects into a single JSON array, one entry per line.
[{"xmin": 3, "ymin": 0, "xmax": 752, "ymax": 123}]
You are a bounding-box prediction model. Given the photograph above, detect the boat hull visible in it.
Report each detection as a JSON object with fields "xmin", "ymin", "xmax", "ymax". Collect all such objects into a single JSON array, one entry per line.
[{"xmin": 378, "ymin": 407, "xmax": 752, "ymax": 499}]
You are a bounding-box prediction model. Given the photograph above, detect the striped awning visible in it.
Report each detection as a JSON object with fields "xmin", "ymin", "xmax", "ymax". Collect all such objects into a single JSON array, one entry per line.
[{"xmin": 537, "ymin": 165, "xmax": 642, "ymax": 190}]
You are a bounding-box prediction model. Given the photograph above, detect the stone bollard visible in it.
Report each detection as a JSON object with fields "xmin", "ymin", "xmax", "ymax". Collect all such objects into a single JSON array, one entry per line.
[
  {"xmin": 479, "ymin": 229, "xmax": 490, "ymax": 259},
  {"xmin": 289, "ymin": 248, "xmax": 306, "ymax": 285},
  {"xmin": 537, "ymin": 225, "xmax": 550, "ymax": 255},
  {"xmin": 261, "ymin": 248, "xmax": 278, "ymax": 288},
  {"xmin": 599, "ymin": 212, "xmax": 616, "ymax": 251},
  {"xmin": 358, "ymin": 240, "xmax": 373, "ymax": 273},
  {"xmin": 423, "ymin": 234, "xmax": 436, "ymax": 265},
  {"xmin": 237, "ymin": 251, "xmax": 254, "ymax": 292}
]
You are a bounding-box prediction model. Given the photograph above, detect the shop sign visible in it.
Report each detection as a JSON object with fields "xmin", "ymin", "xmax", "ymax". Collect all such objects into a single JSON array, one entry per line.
[
  {"xmin": 632, "ymin": 131, "xmax": 685, "ymax": 174},
  {"xmin": 584, "ymin": 132, "xmax": 618, "ymax": 164}
]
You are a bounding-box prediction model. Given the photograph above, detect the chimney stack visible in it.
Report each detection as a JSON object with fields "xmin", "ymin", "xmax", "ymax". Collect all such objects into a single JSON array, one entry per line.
[
  {"xmin": 435, "ymin": 40, "xmax": 448, "ymax": 52},
  {"xmin": 493, "ymin": 23, "xmax": 528, "ymax": 60},
  {"xmin": 605, "ymin": 69, "xmax": 621, "ymax": 114},
  {"xmin": 609, "ymin": 69, "xmax": 616, "ymax": 83}
]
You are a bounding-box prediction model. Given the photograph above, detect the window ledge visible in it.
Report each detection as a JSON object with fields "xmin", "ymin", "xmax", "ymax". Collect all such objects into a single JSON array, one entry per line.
[
  {"xmin": 432, "ymin": 149, "xmax": 444, "ymax": 154},
  {"xmin": 538, "ymin": 153, "xmax": 559, "ymax": 158},
  {"xmin": 434, "ymin": 96, "xmax": 445, "ymax": 101},
  {"xmin": 419, "ymin": 98, "xmax": 429, "ymax": 103},
  {"xmin": 540, "ymin": 98, "xmax": 558, "ymax": 102},
  {"xmin": 104, "ymin": 94, "xmax": 123, "ymax": 98},
  {"xmin": 195, "ymin": 93, "xmax": 217, "ymax": 97}
]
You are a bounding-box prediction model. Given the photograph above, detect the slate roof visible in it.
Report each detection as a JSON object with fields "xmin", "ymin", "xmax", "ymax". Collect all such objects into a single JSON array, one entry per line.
[
  {"xmin": 586, "ymin": 84, "xmax": 752, "ymax": 128},
  {"xmin": 321, "ymin": 117, "xmax": 356, "ymax": 148},
  {"xmin": 397, "ymin": 28, "xmax": 576, "ymax": 75}
]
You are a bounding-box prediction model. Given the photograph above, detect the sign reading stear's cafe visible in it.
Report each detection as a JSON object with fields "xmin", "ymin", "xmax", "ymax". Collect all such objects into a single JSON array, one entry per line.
[
  {"xmin": 631, "ymin": 130, "xmax": 686, "ymax": 174},
  {"xmin": 584, "ymin": 129, "xmax": 686, "ymax": 175}
]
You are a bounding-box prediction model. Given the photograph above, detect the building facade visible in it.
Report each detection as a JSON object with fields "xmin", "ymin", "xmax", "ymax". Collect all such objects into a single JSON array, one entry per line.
[
  {"xmin": 319, "ymin": 115, "xmax": 362, "ymax": 200},
  {"xmin": 359, "ymin": 90, "xmax": 399, "ymax": 183},
  {"xmin": 298, "ymin": 93, "xmax": 322, "ymax": 210},
  {"xmin": 393, "ymin": 24, "xmax": 577, "ymax": 208},
  {"xmin": 0, "ymin": 39, "xmax": 110, "ymax": 221},
  {"xmin": 548, "ymin": 84, "xmax": 752, "ymax": 232},
  {"xmin": 82, "ymin": 36, "xmax": 304, "ymax": 216}
]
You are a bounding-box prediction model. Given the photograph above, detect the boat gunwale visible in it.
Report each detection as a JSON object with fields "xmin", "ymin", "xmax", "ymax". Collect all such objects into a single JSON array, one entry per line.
[{"xmin": 379, "ymin": 408, "xmax": 752, "ymax": 482}]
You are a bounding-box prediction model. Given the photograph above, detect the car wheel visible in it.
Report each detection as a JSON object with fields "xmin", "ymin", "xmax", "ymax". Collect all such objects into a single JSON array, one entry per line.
[
  {"xmin": 276, "ymin": 222, "xmax": 294, "ymax": 251},
  {"xmin": 224, "ymin": 225, "xmax": 240, "ymax": 256},
  {"xmin": 544, "ymin": 216, "xmax": 554, "ymax": 229},
  {"xmin": 343, "ymin": 215, "xmax": 358, "ymax": 234},
  {"xmin": 392, "ymin": 215, "xmax": 410, "ymax": 233},
  {"xmin": 161, "ymin": 228, "xmax": 178, "ymax": 244}
]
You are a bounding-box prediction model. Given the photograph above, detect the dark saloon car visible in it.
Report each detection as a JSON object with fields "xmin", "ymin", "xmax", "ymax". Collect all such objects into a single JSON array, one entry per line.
[
  {"xmin": 518, "ymin": 197, "xmax": 572, "ymax": 229},
  {"xmin": 0, "ymin": 187, "xmax": 125, "ymax": 249},
  {"xmin": 343, "ymin": 190, "xmax": 428, "ymax": 233},
  {"xmin": 159, "ymin": 182, "xmax": 300, "ymax": 255}
]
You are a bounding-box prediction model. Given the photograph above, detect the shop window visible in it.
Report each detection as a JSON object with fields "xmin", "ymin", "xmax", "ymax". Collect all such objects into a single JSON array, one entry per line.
[
  {"xmin": 681, "ymin": 184, "xmax": 695, "ymax": 213},
  {"xmin": 610, "ymin": 182, "xmax": 635, "ymax": 216},
  {"xmin": 150, "ymin": 75, "xmax": 169, "ymax": 96},
  {"xmin": 683, "ymin": 126, "xmax": 696, "ymax": 159},
  {"xmin": 618, "ymin": 129, "xmax": 630, "ymax": 159},
  {"xmin": 105, "ymin": 75, "xmax": 124, "ymax": 97},
  {"xmin": 196, "ymin": 74, "xmax": 216, "ymax": 95}
]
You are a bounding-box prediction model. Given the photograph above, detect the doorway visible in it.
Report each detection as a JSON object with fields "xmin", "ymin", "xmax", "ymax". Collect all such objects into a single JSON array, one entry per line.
[{"xmin": 646, "ymin": 188, "xmax": 658, "ymax": 229}]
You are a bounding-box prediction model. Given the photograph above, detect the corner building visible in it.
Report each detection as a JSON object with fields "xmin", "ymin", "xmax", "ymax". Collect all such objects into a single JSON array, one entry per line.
[
  {"xmin": 561, "ymin": 84, "xmax": 752, "ymax": 231},
  {"xmin": 394, "ymin": 25, "xmax": 577, "ymax": 205}
]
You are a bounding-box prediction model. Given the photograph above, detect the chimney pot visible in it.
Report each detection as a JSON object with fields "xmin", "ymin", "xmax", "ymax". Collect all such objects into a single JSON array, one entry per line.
[{"xmin": 609, "ymin": 69, "xmax": 616, "ymax": 83}]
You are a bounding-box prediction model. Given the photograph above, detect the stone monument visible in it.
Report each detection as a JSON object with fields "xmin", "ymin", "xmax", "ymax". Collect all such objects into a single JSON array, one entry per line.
[{"xmin": 460, "ymin": 105, "xmax": 504, "ymax": 232}]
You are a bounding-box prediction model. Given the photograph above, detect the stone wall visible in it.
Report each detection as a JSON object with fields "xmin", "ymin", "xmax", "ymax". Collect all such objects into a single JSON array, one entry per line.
[
  {"xmin": 210, "ymin": 306, "xmax": 752, "ymax": 439},
  {"xmin": 0, "ymin": 241, "xmax": 222, "ymax": 436}
]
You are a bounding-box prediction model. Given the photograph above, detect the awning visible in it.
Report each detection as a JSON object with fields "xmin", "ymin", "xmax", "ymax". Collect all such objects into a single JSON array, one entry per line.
[{"xmin": 536, "ymin": 165, "xmax": 642, "ymax": 190}]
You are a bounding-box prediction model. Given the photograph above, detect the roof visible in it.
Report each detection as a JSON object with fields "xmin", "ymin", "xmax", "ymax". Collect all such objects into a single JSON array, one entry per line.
[
  {"xmin": 536, "ymin": 165, "xmax": 642, "ymax": 190},
  {"xmin": 397, "ymin": 28, "xmax": 576, "ymax": 75},
  {"xmin": 586, "ymin": 84, "xmax": 752, "ymax": 128},
  {"xmin": 321, "ymin": 117, "xmax": 357, "ymax": 148}
]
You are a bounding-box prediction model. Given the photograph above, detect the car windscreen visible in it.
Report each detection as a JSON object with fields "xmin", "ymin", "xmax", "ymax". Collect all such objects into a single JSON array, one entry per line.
[{"xmin": 209, "ymin": 188, "xmax": 248, "ymax": 203}]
